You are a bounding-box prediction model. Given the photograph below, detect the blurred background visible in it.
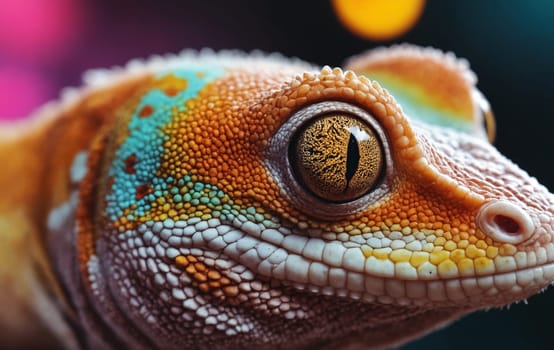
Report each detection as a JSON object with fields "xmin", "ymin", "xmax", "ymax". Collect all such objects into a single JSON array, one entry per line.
[{"xmin": 0, "ymin": 0, "xmax": 553, "ymax": 348}]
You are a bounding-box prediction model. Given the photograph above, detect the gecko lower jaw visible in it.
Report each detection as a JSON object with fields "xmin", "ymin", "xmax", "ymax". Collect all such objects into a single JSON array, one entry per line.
[{"xmin": 112, "ymin": 216, "xmax": 554, "ymax": 319}]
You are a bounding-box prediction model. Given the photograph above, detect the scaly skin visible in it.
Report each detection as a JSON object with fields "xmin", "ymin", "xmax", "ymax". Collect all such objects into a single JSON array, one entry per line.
[{"xmin": 0, "ymin": 45, "xmax": 553, "ymax": 349}]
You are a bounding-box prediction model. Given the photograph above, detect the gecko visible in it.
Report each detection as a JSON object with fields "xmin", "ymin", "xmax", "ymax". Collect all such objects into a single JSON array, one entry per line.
[{"xmin": 0, "ymin": 44, "xmax": 552, "ymax": 350}]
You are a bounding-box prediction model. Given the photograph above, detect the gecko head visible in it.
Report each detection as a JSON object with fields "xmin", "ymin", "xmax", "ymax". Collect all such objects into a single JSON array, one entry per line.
[
  {"xmin": 263, "ymin": 45, "xmax": 554, "ymax": 311},
  {"xmin": 67, "ymin": 46, "xmax": 554, "ymax": 349}
]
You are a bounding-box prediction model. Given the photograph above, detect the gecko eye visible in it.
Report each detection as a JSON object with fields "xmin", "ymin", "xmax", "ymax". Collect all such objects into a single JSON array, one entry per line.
[
  {"xmin": 266, "ymin": 101, "xmax": 392, "ymax": 218},
  {"xmin": 290, "ymin": 114, "xmax": 384, "ymax": 202}
]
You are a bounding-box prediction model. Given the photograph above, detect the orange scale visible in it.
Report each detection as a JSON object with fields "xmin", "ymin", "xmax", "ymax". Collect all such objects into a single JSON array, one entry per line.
[{"xmin": 138, "ymin": 105, "xmax": 154, "ymax": 117}]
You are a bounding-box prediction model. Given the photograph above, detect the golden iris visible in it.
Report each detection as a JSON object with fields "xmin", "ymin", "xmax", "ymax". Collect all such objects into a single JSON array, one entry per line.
[{"xmin": 291, "ymin": 114, "xmax": 384, "ymax": 202}]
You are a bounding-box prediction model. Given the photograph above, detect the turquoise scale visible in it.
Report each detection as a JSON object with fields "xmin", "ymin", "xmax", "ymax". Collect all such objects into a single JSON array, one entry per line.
[{"xmin": 105, "ymin": 66, "xmax": 225, "ymax": 222}]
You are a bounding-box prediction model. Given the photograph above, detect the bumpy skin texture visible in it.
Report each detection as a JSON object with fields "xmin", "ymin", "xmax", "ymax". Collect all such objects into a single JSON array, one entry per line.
[{"xmin": 0, "ymin": 45, "xmax": 553, "ymax": 350}]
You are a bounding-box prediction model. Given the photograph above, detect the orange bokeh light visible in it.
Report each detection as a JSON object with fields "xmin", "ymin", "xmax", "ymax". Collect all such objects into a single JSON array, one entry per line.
[{"xmin": 332, "ymin": 0, "xmax": 426, "ymax": 41}]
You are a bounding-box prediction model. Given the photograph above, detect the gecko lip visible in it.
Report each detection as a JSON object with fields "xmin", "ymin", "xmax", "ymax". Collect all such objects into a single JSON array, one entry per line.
[
  {"xmin": 477, "ymin": 200, "xmax": 535, "ymax": 244},
  {"xmin": 280, "ymin": 260, "xmax": 554, "ymax": 308}
]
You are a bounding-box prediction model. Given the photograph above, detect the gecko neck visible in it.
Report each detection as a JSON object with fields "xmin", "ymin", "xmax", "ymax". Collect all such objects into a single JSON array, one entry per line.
[{"xmin": 0, "ymin": 73, "xmax": 152, "ymax": 347}]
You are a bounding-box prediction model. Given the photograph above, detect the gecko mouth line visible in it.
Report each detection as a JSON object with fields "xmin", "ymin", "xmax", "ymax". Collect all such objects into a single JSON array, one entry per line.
[{"xmin": 278, "ymin": 260, "xmax": 554, "ymax": 307}]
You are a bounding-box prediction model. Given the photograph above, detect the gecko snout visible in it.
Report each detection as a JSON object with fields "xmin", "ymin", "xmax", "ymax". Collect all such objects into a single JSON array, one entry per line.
[{"xmin": 477, "ymin": 200, "xmax": 535, "ymax": 244}]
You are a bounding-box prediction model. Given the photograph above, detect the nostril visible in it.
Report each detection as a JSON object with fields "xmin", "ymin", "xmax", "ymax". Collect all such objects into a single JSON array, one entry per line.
[
  {"xmin": 477, "ymin": 200, "xmax": 535, "ymax": 244},
  {"xmin": 493, "ymin": 214, "xmax": 521, "ymax": 235}
]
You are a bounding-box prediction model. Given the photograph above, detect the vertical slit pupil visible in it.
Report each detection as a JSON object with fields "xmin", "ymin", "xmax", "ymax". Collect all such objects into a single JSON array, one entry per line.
[{"xmin": 344, "ymin": 132, "xmax": 360, "ymax": 191}]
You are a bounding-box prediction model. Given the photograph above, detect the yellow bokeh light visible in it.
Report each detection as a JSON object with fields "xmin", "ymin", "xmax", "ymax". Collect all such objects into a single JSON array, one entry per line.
[{"xmin": 332, "ymin": 0, "xmax": 426, "ymax": 41}]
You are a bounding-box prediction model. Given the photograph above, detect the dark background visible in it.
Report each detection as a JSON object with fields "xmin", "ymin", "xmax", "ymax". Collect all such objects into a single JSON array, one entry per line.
[{"xmin": 1, "ymin": 0, "xmax": 553, "ymax": 348}]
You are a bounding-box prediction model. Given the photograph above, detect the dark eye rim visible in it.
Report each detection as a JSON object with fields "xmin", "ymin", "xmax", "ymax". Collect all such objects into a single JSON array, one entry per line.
[{"xmin": 265, "ymin": 101, "xmax": 394, "ymax": 219}]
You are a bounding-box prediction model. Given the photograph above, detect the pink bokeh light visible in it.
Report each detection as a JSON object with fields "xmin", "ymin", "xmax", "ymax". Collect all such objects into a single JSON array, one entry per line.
[
  {"xmin": 0, "ymin": 0, "xmax": 83, "ymax": 60},
  {"xmin": 0, "ymin": 0, "xmax": 86, "ymax": 120},
  {"xmin": 0, "ymin": 66, "xmax": 52, "ymax": 121}
]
